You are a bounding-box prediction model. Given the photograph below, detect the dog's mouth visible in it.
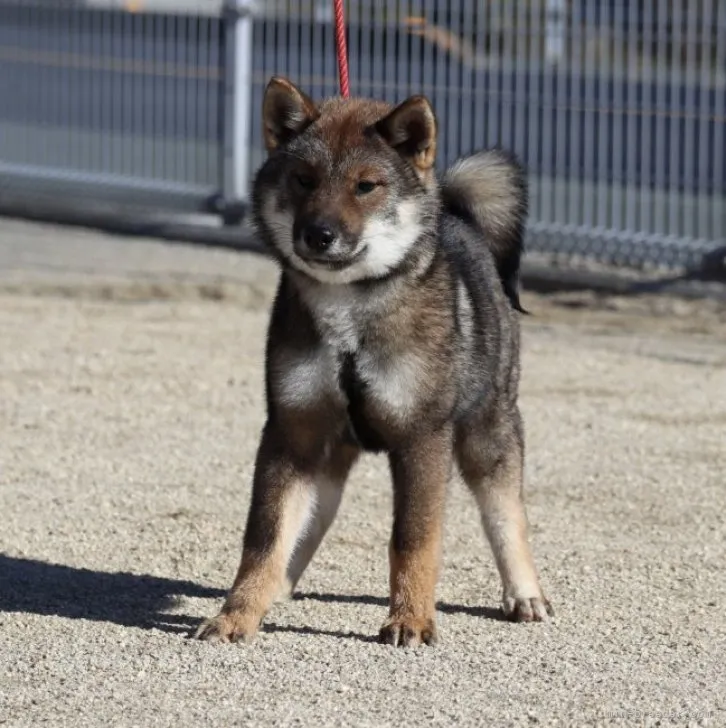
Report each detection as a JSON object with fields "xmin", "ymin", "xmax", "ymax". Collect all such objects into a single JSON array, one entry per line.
[{"xmin": 295, "ymin": 246, "xmax": 368, "ymax": 271}]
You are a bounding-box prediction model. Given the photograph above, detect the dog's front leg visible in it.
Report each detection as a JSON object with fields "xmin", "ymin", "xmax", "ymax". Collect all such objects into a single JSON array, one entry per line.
[
  {"xmin": 379, "ymin": 425, "xmax": 452, "ymax": 647},
  {"xmin": 195, "ymin": 421, "xmax": 334, "ymax": 644}
]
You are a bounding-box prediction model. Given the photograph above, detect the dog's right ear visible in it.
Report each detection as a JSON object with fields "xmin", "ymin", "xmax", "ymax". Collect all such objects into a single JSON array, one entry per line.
[{"xmin": 262, "ymin": 77, "xmax": 319, "ymax": 152}]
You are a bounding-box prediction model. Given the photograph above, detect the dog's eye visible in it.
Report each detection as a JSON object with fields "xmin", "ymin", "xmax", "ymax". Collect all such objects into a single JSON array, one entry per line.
[
  {"xmin": 356, "ymin": 181, "xmax": 377, "ymax": 195},
  {"xmin": 294, "ymin": 173, "xmax": 316, "ymax": 191}
]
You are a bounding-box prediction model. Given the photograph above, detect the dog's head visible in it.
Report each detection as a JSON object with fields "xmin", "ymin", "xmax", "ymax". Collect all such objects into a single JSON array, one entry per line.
[{"xmin": 251, "ymin": 77, "xmax": 440, "ymax": 284}]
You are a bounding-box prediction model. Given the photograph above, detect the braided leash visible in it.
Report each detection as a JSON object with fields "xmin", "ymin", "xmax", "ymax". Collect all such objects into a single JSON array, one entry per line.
[{"xmin": 333, "ymin": 0, "xmax": 350, "ymax": 97}]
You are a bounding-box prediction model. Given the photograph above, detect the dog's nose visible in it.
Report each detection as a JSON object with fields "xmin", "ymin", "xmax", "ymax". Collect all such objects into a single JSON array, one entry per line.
[{"xmin": 302, "ymin": 223, "xmax": 336, "ymax": 252}]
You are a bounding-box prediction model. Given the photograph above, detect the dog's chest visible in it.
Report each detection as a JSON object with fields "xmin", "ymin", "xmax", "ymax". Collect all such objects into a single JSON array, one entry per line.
[
  {"xmin": 337, "ymin": 347, "xmax": 423, "ymax": 451},
  {"xmin": 315, "ymin": 302, "xmax": 360, "ymax": 354},
  {"xmin": 291, "ymin": 287, "xmax": 423, "ymax": 449}
]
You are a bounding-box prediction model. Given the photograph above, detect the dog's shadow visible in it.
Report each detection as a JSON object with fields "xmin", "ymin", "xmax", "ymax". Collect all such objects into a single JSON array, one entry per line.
[
  {"xmin": 0, "ymin": 554, "xmax": 505, "ymax": 641},
  {"xmin": 0, "ymin": 554, "xmax": 225, "ymax": 635},
  {"xmin": 292, "ymin": 591, "xmax": 506, "ymax": 621}
]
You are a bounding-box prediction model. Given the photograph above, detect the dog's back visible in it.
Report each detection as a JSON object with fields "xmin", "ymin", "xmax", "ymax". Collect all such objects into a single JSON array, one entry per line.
[{"xmin": 434, "ymin": 149, "xmax": 529, "ymax": 423}]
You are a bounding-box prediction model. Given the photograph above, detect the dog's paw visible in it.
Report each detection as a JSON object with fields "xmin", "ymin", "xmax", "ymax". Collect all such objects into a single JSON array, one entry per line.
[
  {"xmin": 502, "ymin": 595, "xmax": 553, "ymax": 622},
  {"xmin": 193, "ymin": 611, "xmax": 259, "ymax": 644},
  {"xmin": 379, "ymin": 616, "xmax": 437, "ymax": 647}
]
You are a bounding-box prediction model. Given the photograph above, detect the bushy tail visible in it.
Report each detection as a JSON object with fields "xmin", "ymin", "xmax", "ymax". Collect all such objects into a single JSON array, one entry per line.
[{"xmin": 440, "ymin": 149, "xmax": 528, "ymax": 313}]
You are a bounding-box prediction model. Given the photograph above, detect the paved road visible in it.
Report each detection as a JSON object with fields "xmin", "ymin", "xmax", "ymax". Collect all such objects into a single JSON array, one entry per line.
[{"xmin": 0, "ymin": 217, "xmax": 724, "ymax": 726}]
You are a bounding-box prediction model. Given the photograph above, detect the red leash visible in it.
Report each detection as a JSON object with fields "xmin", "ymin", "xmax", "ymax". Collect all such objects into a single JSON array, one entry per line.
[{"xmin": 333, "ymin": 0, "xmax": 350, "ymax": 98}]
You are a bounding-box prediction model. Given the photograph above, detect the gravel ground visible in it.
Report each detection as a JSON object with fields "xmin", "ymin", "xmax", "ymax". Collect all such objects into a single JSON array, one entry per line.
[{"xmin": 0, "ymin": 218, "xmax": 724, "ymax": 727}]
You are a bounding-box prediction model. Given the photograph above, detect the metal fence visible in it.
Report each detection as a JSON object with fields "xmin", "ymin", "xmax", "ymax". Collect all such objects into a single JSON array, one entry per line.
[
  {"xmin": 0, "ymin": 0, "xmax": 724, "ymax": 275},
  {"xmin": 0, "ymin": 1, "xmax": 229, "ymax": 214}
]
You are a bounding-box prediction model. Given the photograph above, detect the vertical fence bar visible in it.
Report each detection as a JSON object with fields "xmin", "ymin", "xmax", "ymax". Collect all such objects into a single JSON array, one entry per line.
[
  {"xmin": 553, "ymin": 0, "xmax": 568, "ymax": 229},
  {"xmin": 566, "ymin": 3, "xmax": 576, "ymax": 230},
  {"xmin": 566, "ymin": 1, "xmax": 581, "ymax": 228},
  {"xmin": 486, "ymin": 0, "xmax": 501, "ymax": 148},
  {"xmin": 173, "ymin": 13, "xmax": 183, "ymax": 185},
  {"xmin": 667, "ymin": 1, "xmax": 682, "ymax": 240},
  {"xmin": 594, "ymin": 0, "xmax": 609, "ymax": 232},
  {"xmin": 221, "ymin": 0, "xmax": 254, "ymax": 224},
  {"xmin": 461, "ymin": 0, "xmax": 475, "ymax": 156},
  {"xmin": 625, "ymin": 0, "xmax": 638, "ymax": 235},
  {"xmin": 162, "ymin": 12, "xmax": 173, "ymax": 184},
  {"xmin": 611, "ymin": 0, "xmax": 624, "ymax": 248},
  {"xmin": 472, "ymin": 0, "xmax": 486, "ymax": 155},
  {"xmin": 398, "ymin": 0, "xmax": 411, "ymax": 101},
  {"xmin": 421, "ymin": 1, "xmax": 434, "ymax": 126},
  {"xmin": 311, "ymin": 1, "xmax": 324, "ymax": 99},
  {"xmin": 640, "ymin": 0, "xmax": 655, "ymax": 236},
  {"xmin": 187, "ymin": 13, "xmax": 197, "ymax": 190},
  {"xmin": 709, "ymin": 2, "xmax": 726, "ymax": 245},
  {"xmin": 197, "ymin": 14, "xmax": 209, "ymax": 186},
  {"xmin": 384, "ymin": 0, "xmax": 395, "ymax": 105},
  {"xmin": 152, "ymin": 11, "xmax": 162, "ymax": 182},
  {"xmin": 697, "ymin": 0, "xmax": 713, "ymax": 242},
  {"xmin": 296, "ymin": 2, "xmax": 305, "ymax": 97},
  {"xmin": 92, "ymin": 8, "xmax": 103, "ymax": 176},
  {"xmin": 682, "ymin": 1, "xmax": 694, "ymax": 241},
  {"xmin": 23, "ymin": 2, "xmax": 34, "ymax": 166},
  {"xmin": 356, "ymin": 0, "xmax": 370, "ymax": 97},
  {"xmin": 527, "ymin": 0, "xmax": 542, "ymax": 228},
  {"xmin": 582, "ymin": 0, "xmax": 596, "ymax": 234},
  {"xmin": 512, "ymin": 0, "xmax": 525, "ymax": 167},
  {"xmin": 123, "ymin": 10, "xmax": 135, "ymax": 180},
  {"xmin": 501, "ymin": 0, "xmax": 515, "ymax": 155},
  {"xmin": 63, "ymin": 4, "xmax": 73, "ymax": 171},
  {"xmin": 714, "ymin": 1, "xmax": 726, "ymax": 242},
  {"xmin": 322, "ymin": 0, "xmax": 335, "ymax": 99},
  {"xmin": 39, "ymin": 1, "xmax": 51, "ymax": 169},
  {"xmin": 445, "ymin": 1, "xmax": 460, "ymax": 166},
  {"xmin": 107, "ymin": 7, "xmax": 118, "ymax": 179},
  {"xmin": 653, "ymin": 0, "xmax": 667, "ymax": 235},
  {"xmin": 540, "ymin": 1, "xmax": 555, "ymax": 229}
]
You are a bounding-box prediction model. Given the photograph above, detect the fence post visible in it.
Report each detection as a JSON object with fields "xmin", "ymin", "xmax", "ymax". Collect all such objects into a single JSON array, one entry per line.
[
  {"xmin": 220, "ymin": 0, "xmax": 255, "ymax": 225},
  {"xmin": 545, "ymin": 0, "xmax": 566, "ymax": 65}
]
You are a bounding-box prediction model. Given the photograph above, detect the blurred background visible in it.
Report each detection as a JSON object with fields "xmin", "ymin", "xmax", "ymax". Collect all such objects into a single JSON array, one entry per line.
[{"xmin": 0, "ymin": 0, "xmax": 724, "ymax": 281}]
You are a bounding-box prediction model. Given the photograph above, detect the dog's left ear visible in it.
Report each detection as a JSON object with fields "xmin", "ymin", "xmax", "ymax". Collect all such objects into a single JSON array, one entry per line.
[{"xmin": 375, "ymin": 96, "xmax": 437, "ymax": 171}]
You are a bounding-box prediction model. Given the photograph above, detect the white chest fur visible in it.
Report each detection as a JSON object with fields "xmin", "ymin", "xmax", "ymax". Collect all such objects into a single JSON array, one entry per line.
[
  {"xmin": 275, "ymin": 283, "xmax": 424, "ymax": 420},
  {"xmin": 355, "ymin": 349, "xmax": 424, "ymax": 419}
]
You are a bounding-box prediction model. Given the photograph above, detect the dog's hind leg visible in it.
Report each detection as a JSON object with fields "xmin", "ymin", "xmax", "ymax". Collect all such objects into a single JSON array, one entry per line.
[{"xmin": 455, "ymin": 408, "xmax": 552, "ymax": 622}]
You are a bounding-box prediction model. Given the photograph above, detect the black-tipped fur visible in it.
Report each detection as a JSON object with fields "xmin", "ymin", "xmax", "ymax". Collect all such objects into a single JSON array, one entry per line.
[{"xmin": 440, "ymin": 149, "xmax": 528, "ymax": 313}]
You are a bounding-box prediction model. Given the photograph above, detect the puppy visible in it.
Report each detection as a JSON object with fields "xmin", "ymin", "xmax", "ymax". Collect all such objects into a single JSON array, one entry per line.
[{"xmin": 195, "ymin": 77, "xmax": 552, "ymax": 647}]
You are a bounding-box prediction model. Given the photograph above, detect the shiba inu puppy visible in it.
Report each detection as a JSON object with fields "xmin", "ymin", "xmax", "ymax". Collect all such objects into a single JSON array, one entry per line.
[{"xmin": 195, "ymin": 77, "xmax": 552, "ymax": 647}]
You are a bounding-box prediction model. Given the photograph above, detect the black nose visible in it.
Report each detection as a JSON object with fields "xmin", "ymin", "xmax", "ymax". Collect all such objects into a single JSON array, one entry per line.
[{"xmin": 302, "ymin": 223, "xmax": 336, "ymax": 252}]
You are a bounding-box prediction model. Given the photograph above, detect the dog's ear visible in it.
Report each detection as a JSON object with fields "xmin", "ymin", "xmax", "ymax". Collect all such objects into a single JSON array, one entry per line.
[
  {"xmin": 262, "ymin": 77, "xmax": 319, "ymax": 152},
  {"xmin": 375, "ymin": 96, "xmax": 437, "ymax": 171}
]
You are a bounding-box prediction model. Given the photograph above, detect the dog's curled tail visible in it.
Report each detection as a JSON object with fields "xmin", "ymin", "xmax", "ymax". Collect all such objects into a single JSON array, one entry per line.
[{"xmin": 441, "ymin": 149, "xmax": 528, "ymax": 313}]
